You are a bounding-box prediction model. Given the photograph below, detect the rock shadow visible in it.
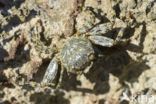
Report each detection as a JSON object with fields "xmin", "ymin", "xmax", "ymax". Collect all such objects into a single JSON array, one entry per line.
[
  {"xmin": 0, "ymin": 0, "xmax": 25, "ymax": 16},
  {"xmin": 30, "ymin": 89, "xmax": 70, "ymax": 104}
]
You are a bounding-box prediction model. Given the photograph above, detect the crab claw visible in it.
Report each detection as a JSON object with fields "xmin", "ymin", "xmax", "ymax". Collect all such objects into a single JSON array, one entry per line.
[
  {"xmin": 89, "ymin": 35, "xmax": 114, "ymax": 47},
  {"xmin": 88, "ymin": 23, "xmax": 112, "ymax": 35},
  {"xmin": 42, "ymin": 58, "xmax": 58, "ymax": 83}
]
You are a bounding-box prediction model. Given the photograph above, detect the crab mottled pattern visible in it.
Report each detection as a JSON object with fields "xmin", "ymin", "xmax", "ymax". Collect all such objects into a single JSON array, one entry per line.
[{"xmin": 60, "ymin": 37, "xmax": 95, "ymax": 72}]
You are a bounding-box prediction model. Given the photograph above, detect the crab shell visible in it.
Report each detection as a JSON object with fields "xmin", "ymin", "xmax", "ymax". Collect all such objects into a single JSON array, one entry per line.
[{"xmin": 60, "ymin": 37, "xmax": 95, "ymax": 72}]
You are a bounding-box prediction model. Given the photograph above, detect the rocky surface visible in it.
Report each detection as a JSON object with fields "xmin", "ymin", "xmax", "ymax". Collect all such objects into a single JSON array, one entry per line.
[{"xmin": 0, "ymin": 0, "xmax": 156, "ymax": 104}]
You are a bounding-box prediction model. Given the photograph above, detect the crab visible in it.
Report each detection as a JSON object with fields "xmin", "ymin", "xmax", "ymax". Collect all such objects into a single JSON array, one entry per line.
[{"xmin": 42, "ymin": 8, "xmax": 127, "ymax": 85}]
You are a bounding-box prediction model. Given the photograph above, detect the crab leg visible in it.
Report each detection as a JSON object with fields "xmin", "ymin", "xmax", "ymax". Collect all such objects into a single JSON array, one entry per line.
[
  {"xmin": 56, "ymin": 66, "xmax": 65, "ymax": 88},
  {"xmin": 42, "ymin": 58, "xmax": 58, "ymax": 83},
  {"xmin": 89, "ymin": 35, "xmax": 115, "ymax": 47}
]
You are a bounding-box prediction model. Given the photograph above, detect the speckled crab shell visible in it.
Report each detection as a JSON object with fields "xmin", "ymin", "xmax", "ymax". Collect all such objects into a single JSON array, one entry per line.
[{"xmin": 60, "ymin": 37, "xmax": 95, "ymax": 72}]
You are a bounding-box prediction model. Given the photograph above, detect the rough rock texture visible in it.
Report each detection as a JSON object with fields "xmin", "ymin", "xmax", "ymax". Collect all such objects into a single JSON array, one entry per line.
[{"xmin": 0, "ymin": 0, "xmax": 156, "ymax": 104}]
